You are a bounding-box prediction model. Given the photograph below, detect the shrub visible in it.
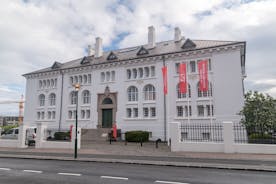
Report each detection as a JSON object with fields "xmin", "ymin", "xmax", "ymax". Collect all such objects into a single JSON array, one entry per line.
[
  {"xmin": 125, "ymin": 131, "xmax": 149, "ymax": 142},
  {"xmin": 248, "ymin": 133, "xmax": 274, "ymax": 144},
  {"xmin": 54, "ymin": 131, "xmax": 70, "ymax": 140}
]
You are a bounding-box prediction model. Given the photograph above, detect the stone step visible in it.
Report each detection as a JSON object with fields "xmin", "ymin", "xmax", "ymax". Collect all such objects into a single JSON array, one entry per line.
[{"xmin": 81, "ymin": 128, "xmax": 110, "ymax": 142}]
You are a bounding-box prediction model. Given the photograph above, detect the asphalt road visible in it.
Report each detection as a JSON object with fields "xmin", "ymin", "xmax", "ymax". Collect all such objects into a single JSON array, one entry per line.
[{"xmin": 0, "ymin": 158, "xmax": 276, "ymax": 184}]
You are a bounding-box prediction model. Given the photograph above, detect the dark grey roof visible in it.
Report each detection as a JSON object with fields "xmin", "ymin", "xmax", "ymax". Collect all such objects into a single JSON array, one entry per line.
[{"xmin": 23, "ymin": 38, "xmax": 244, "ymax": 76}]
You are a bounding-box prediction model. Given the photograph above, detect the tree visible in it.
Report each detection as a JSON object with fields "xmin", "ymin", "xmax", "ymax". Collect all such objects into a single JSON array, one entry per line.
[{"xmin": 240, "ymin": 91, "xmax": 276, "ymax": 135}]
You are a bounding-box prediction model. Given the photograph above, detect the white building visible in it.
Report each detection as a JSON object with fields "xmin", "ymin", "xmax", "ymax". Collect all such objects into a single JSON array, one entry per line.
[{"xmin": 23, "ymin": 26, "xmax": 246, "ymax": 141}]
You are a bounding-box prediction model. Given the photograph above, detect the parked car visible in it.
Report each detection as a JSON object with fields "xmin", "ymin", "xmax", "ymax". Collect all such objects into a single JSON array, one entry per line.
[{"xmin": 0, "ymin": 127, "xmax": 37, "ymax": 146}]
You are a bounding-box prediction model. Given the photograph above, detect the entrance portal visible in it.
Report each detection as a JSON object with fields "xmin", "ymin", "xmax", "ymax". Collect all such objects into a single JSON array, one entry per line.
[{"xmin": 102, "ymin": 109, "xmax": 113, "ymax": 128}]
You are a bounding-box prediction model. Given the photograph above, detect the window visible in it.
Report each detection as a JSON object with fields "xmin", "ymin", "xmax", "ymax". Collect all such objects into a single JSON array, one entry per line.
[
  {"xmin": 190, "ymin": 61, "xmax": 196, "ymax": 73},
  {"xmin": 208, "ymin": 59, "xmax": 212, "ymax": 71},
  {"xmin": 52, "ymin": 111, "xmax": 56, "ymax": 119},
  {"xmin": 73, "ymin": 110, "xmax": 76, "ymax": 118},
  {"xmin": 150, "ymin": 107, "xmax": 156, "ymax": 117},
  {"xmin": 184, "ymin": 105, "xmax": 192, "ymax": 117},
  {"xmin": 49, "ymin": 93, "xmax": 56, "ymax": 106},
  {"xmin": 101, "ymin": 72, "xmax": 105, "ymax": 82},
  {"xmin": 127, "ymin": 69, "xmax": 131, "ymax": 79},
  {"xmin": 79, "ymin": 75, "xmax": 83, "ymax": 84},
  {"xmin": 39, "ymin": 80, "xmax": 42, "ymax": 88},
  {"xmin": 102, "ymin": 98, "xmax": 113, "ymax": 104},
  {"xmin": 55, "ymin": 79, "xmax": 57, "ymax": 87},
  {"xmin": 126, "ymin": 108, "xmax": 132, "ymax": 118},
  {"xmin": 197, "ymin": 105, "xmax": 204, "ymax": 117},
  {"xmin": 81, "ymin": 110, "xmax": 85, "ymax": 119},
  {"xmin": 48, "ymin": 111, "xmax": 51, "ymax": 119},
  {"xmin": 143, "ymin": 108, "xmax": 149, "ymax": 117},
  {"xmin": 106, "ymin": 71, "xmax": 110, "ymax": 82},
  {"xmin": 88, "ymin": 74, "xmax": 91, "ymax": 83},
  {"xmin": 133, "ymin": 108, "xmax": 138, "ymax": 118},
  {"xmin": 197, "ymin": 82, "xmax": 212, "ymax": 97},
  {"xmin": 111, "ymin": 71, "xmax": 115, "ymax": 81},
  {"xmin": 150, "ymin": 66, "xmax": 155, "ymax": 77},
  {"xmin": 133, "ymin": 69, "xmax": 137, "ymax": 79},
  {"xmin": 144, "ymin": 84, "xmax": 155, "ymax": 101},
  {"xmin": 41, "ymin": 112, "xmax": 45, "ymax": 120},
  {"xmin": 84, "ymin": 75, "xmax": 87, "ymax": 83},
  {"xmin": 70, "ymin": 77, "xmax": 74, "ymax": 84},
  {"xmin": 127, "ymin": 86, "xmax": 138, "ymax": 101},
  {"xmin": 39, "ymin": 94, "xmax": 45, "ymax": 106},
  {"xmin": 175, "ymin": 63, "xmax": 180, "ymax": 74},
  {"xmin": 82, "ymin": 90, "xmax": 90, "ymax": 104},
  {"xmin": 51, "ymin": 79, "xmax": 54, "ymax": 87},
  {"xmin": 138, "ymin": 68, "xmax": 143, "ymax": 78},
  {"xmin": 70, "ymin": 91, "xmax": 77, "ymax": 105},
  {"xmin": 68, "ymin": 111, "xmax": 73, "ymax": 119},
  {"xmin": 177, "ymin": 106, "xmax": 183, "ymax": 117},
  {"xmin": 37, "ymin": 112, "xmax": 41, "ymax": 120},
  {"xmin": 206, "ymin": 105, "xmax": 214, "ymax": 116},
  {"xmin": 47, "ymin": 80, "xmax": 50, "ymax": 87},
  {"xmin": 144, "ymin": 67, "xmax": 149, "ymax": 77},
  {"xmin": 177, "ymin": 83, "xmax": 191, "ymax": 99},
  {"xmin": 74, "ymin": 76, "xmax": 78, "ymax": 84},
  {"xmin": 43, "ymin": 80, "xmax": 46, "ymax": 88},
  {"xmin": 86, "ymin": 110, "xmax": 90, "ymax": 119}
]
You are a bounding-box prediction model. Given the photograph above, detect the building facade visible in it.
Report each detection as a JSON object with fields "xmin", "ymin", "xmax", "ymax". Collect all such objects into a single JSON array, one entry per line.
[{"xmin": 23, "ymin": 26, "xmax": 246, "ymax": 141}]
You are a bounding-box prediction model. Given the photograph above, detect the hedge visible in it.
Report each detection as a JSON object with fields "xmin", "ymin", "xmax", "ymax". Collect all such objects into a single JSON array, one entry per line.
[
  {"xmin": 54, "ymin": 131, "xmax": 70, "ymax": 140},
  {"xmin": 125, "ymin": 131, "xmax": 149, "ymax": 142}
]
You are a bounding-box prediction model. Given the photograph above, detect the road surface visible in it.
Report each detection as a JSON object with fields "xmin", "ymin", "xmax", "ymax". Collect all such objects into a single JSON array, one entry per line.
[{"xmin": 0, "ymin": 158, "xmax": 275, "ymax": 184}]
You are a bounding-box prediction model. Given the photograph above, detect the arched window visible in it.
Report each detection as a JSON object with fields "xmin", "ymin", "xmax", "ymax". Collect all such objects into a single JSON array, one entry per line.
[
  {"xmin": 84, "ymin": 75, "xmax": 87, "ymax": 83},
  {"xmin": 39, "ymin": 94, "xmax": 45, "ymax": 106},
  {"xmin": 144, "ymin": 84, "xmax": 155, "ymax": 101},
  {"xmin": 176, "ymin": 83, "xmax": 191, "ymax": 99},
  {"xmin": 133, "ymin": 68, "xmax": 137, "ymax": 79},
  {"xmin": 82, "ymin": 90, "xmax": 90, "ymax": 104},
  {"xmin": 70, "ymin": 91, "xmax": 77, "ymax": 104},
  {"xmin": 102, "ymin": 98, "xmax": 113, "ymax": 104},
  {"xmin": 197, "ymin": 82, "xmax": 212, "ymax": 97},
  {"xmin": 106, "ymin": 71, "xmax": 110, "ymax": 82},
  {"xmin": 39, "ymin": 80, "xmax": 42, "ymax": 88},
  {"xmin": 127, "ymin": 86, "xmax": 138, "ymax": 101},
  {"xmin": 127, "ymin": 69, "xmax": 131, "ymax": 79},
  {"xmin": 51, "ymin": 79, "xmax": 54, "ymax": 87},
  {"xmin": 49, "ymin": 93, "xmax": 56, "ymax": 106},
  {"xmin": 43, "ymin": 80, "xmax": 46, "ymax": 88}
]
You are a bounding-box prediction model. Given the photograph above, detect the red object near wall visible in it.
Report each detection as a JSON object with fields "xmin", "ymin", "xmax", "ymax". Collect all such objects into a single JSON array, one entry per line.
[
  {"xmin": 112, "ymin": 123, "xmax": 117, "ymax": 139},
  {"xmin": 198, "ymin": 60, "xmax": 209, "ymax": 92},
  {"xmin": 179, "ymin": 63, "xmax": 187, "ymax": 94},
  {"xmin": 70, "ymin": 125, "xmax": 73, "ymax": 141},
  {"xmin": 162, "ymin": 66, "xmax": 168, "ymax": 95}
]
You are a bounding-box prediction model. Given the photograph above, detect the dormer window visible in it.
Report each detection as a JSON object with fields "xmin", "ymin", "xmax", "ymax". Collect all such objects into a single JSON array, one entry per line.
[
  {"xmin": 137, "ymin": 46, "xmax": 149, "ymax": 56},
  {"xmin": 107, "ymin": 52, "xmax": 118, "ymax": 60},
  {"xmin": 181, "ymin": 39, "xmax": 196, "ymax": 50}
]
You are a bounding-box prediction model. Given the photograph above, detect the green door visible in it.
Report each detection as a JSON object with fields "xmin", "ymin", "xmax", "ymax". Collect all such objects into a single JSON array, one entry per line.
[{"xmin": 102, "ymin": 109, "xmax": 113, "ymax": 128}]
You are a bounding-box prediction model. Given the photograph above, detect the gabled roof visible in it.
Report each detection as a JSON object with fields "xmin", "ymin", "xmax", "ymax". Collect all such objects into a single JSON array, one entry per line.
[
  {"xmin": 107, "ymin": 52, "xmax": 118, "ymax": 60},
  {"xmin": 181, "ymin": 38, "xmax": 196, "ymax": 50},
  {"xmin": 23, "ymin": 38, "xmax": 245, "ymax": 76},
  {"xmin": 51, "ymin": 61, "xmax": 62, "ymax": 69},
  {"xmin": 137, "ymin": 46, "xmax": 149, "ymax": 55}
]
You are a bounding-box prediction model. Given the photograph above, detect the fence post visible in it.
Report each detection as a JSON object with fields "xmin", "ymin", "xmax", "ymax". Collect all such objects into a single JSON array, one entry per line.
[
  {"xmin": 223, "ymin": 121, "xmax": 234, "ymax": 153},
  {"xmin": 35, "ymin": 123, "xmax": 46, "ymax": 149},
  {"xmin": 169, "ymin": 122, "xmax": 180, "ymax": 151},
  {"xmin": 17, "ymin": 124, "xmax": 27, "ymax": 148}
]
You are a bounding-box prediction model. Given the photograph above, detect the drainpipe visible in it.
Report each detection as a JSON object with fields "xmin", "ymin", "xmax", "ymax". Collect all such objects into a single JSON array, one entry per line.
[{"xmin": 58, "ymin": 70, "xmax": 64, "ymax": 131}]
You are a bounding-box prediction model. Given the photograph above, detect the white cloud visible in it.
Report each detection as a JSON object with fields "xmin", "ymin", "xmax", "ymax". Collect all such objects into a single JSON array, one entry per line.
[{"xmin": 1, "ymin": 0, "xmax": 276, "ymax": 115}]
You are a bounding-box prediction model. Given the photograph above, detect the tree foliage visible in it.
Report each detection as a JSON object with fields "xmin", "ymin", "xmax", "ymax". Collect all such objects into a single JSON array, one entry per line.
[{"xmin": 240, "ymin": 91, "xmax": 276, "ymax": 134}]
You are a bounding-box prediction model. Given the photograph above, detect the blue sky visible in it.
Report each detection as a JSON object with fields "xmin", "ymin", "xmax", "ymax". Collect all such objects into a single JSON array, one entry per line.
[{"xmin": 0, "ymin": 0, "xmax": 276, "ymax": 115}]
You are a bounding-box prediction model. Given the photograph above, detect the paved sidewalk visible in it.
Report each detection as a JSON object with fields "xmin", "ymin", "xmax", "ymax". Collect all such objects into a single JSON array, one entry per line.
[{"xmin": 1, "ymin": 141, "xmax": 276, "ymax": 171}]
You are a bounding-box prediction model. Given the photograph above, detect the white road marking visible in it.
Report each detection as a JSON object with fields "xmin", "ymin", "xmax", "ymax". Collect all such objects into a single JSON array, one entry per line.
[
  {"xmin": 155, "ymin": 180, "xmax": 190, "ymax": 184},
  {"xmin": 23, "ymin": 170, "xmax": 42, "ymax": 174},
  {"xmin": 58, "ymin": 172, "xmax": 82, "ymax": 176},
  {"xmin": 101, "ymin": 175, "xmax": 129, "ymax": 180},
  {"xmin": 0, "ymin": 168, "xmax": 11, "ymax": 171}
]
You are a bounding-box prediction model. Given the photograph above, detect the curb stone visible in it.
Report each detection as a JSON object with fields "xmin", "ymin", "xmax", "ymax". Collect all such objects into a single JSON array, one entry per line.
[{"xmin": 0, "ymin": 154, "xmax": 276, "ymax": 172}]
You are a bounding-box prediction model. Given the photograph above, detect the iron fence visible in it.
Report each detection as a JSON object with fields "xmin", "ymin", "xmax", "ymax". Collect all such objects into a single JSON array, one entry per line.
[
  {"xmin": 233, "ymin": 123, "xmax": 276, "ymax": 144},
  {"xmin": 180, "ymin": 123, "xmax": 223, "ymax": 142}
]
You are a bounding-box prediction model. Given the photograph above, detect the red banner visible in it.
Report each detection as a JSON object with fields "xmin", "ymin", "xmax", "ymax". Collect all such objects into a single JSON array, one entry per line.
[
  {"xmin": 179, "ymin": 63, "xmax": 187, "ymax": 94},
  {"xmin": 112, "ymin": 123, "xmax": 117, "ymax": 139},
  {"xmin": 198, "ymin": 60, "xmax": 209, "ymax": 92},
  {"xmin": 162, "ymin": 66, "xmax": 168, "ymax": 95}
]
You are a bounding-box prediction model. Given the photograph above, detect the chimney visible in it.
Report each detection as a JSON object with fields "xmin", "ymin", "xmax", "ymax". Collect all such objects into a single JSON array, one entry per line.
[
  {"xmin": 95, "ymin": 37, "xmax": 103, "ymax": 58},
  {"xmin": 174, "ymin": 27, "xmax": 181, "ymax": 42},
  {"xmin": 148, "ymin": 26, "xmax": 156, "ymax": 48},
  {"xmin": 87, "ymin": 45, "xmax": 95, "ymax": 56}
]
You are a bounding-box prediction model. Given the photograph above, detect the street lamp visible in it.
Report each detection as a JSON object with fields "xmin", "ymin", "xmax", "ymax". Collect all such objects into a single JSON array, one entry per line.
[{"xmin": 73, "ymin": 83, "xmax": 80, "ymax": 159}]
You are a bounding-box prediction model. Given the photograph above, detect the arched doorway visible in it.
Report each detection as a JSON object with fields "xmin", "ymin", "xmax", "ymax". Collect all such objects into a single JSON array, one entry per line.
[{"xmin": 97, "ymin": 86, "xmax": 117, "ymax": 128}]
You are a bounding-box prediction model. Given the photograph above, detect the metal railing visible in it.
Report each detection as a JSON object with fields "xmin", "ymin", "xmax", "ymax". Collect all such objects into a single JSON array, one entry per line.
[
  {"xmin": 233, "ymin": 123, "xmax": 276, "ymax": 144},
  {"xmin": 180, "ymin": 123, "xmax": 223, "ymax": 142}
]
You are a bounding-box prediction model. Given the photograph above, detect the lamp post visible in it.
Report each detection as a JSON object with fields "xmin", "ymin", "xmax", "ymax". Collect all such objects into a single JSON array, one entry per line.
[{"xmin": 73, "ymin": 83, "xmax": 80, "ymax": 159}]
